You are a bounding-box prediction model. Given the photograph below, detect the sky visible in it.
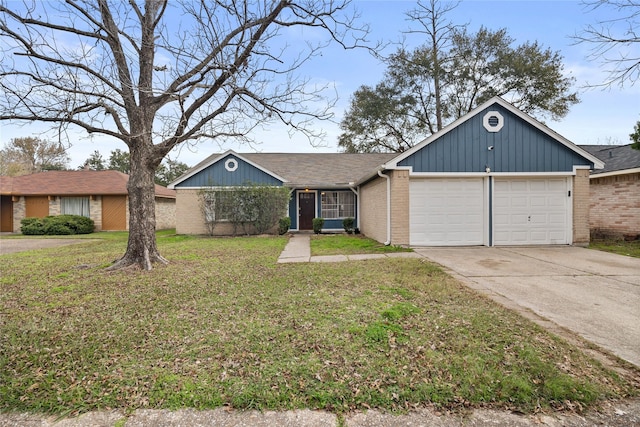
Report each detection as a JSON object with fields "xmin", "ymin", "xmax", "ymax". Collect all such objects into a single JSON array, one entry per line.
[{"xmin": 1, "ymin": 0, "xmax": 638, "ymax": 169}]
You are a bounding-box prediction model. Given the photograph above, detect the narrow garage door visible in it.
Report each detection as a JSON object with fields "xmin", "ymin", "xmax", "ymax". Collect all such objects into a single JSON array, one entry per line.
[
  {"xmin": 409, "ymin": 178, "xmax": 485, "ymax": 246},
  {"xmin": 102, "ymin": 195, "xmax": 127, "ymax": 230},
  {"xmin": 493, "ymin": 178, "xmax": 570, "ymax": 245}
]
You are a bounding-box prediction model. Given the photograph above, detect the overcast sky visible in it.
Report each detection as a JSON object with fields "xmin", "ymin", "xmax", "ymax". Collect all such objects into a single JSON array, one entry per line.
[{"xmin": 1, "ymin": 0, "xmax": 638, "ymax": 168}]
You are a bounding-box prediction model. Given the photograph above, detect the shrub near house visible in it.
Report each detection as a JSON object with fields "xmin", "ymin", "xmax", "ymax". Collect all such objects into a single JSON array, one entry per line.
[
  {"xmin": 198, "ymin": 184, "xmax": 290, "ymax": 236},
  {"xmin": 21, "ymin": 215, "xmax": 95, "ymax": 235}
]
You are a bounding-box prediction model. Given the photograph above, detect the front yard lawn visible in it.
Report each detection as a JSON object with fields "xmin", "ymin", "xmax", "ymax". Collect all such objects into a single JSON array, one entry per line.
[
  {"xmin": 0, "ymin": 234, "xmax": 636, "ymax": 416},
  {"xmin": 311, "ymin": 234, "xmax": 412, "ymax": 256}
]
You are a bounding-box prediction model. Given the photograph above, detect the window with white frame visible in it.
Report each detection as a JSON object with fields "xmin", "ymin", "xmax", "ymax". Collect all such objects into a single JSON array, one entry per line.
[
  {"xmin": 61, "ymin": 197, "xmax": 90, "ymax": 217},
  {"xmin": 321, "ymin": 191, "xmax": 355, "ymax": 219}
]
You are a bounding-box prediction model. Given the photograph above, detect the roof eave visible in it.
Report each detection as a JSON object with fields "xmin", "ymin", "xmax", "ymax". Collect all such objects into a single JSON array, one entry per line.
[{"xmin": 590, "ymin": 167, "xmax": 640, "ymax": 179}]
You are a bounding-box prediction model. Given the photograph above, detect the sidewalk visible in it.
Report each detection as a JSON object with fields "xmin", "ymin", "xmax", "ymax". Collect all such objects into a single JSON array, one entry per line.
[{"xmin": 277, "ymin": 233, "xmax": 423, "ymax": 264}]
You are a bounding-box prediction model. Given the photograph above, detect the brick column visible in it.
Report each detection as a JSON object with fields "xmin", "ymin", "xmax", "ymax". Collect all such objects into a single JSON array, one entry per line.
[
  {"xmin": 390, "ymin": 170, "xmax": 410, "ymax": 246},
  {"xmin": 573, "ymin": 169, "xmax": 590, "ymax": 246}
]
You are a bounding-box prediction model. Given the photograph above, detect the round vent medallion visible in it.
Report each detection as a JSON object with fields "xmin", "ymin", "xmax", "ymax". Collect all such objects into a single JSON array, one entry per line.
[
  {"xmin": 483, "ymin": 111, "xmax": 504, "ymax": 132},
  {"xmin": 225, "ymin": 158, "xmax": 238, "ymax": 172}
]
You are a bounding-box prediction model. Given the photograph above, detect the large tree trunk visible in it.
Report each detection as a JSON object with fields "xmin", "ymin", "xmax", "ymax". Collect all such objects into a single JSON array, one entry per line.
[{"xmin": 108, "ymin": 142, "xmax": 167, "ymax": 270}]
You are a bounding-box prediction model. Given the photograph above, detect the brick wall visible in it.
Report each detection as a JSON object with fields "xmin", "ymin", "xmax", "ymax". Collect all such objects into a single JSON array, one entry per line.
[
  {"xmin": 49, "ymin": 198, "xmax": 60, "ymax": 216},
  {"xmin": 12, "ymin": 197, "xmax": 25, "ymax": 232},
  {"xmin": 573, "ymin": 169, "xmax": 590, "ymax": 245},
  {"xmin": 90, "ymin": 197, "xmax": 102, "ymax": 230},
  {"xmin": 389, "ymin": 170, "xmax": 410, "ymax": 246},
  {"xmin": 359, "ymin": 170, "xmax": 410, "ymax": 246},
  {"xmin": 589, "ymin": 172, "xmax": 640, "ymax": 239},
  {"xmin": 359, "ymin": 176, "xmax": 388, "ymax": 244},
  {"xmin": 155, "ymin": 197, "xmax": 176, "ymax": 230},
  {"xmin": 175, "ymin": 190, "xmax": 207, "ymax": 234}
]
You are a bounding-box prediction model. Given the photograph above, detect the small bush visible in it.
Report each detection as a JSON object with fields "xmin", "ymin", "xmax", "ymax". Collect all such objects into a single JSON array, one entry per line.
[
  {"xmin": 278, "ymin": 217, "xmax": 291, "ymax": 235},
  {"xmin": 20, "ymin": 215, "xmax": 94, "ymax": 236},
  {"xmin": 342, "ymin": 217, "xmax": 355, "ymax": 234},
  {"xmin": 56, "ymin": 215, "xmax": 95, "ymax": 234},
  {"xmin": 312, "ymin": 217, "xmax": 324, "ymax": 234},
  {"xmin": 20, "ymin": 217, "xmax": 45, "ymax": 235},
  {"xmin": 43, "ymin": 221, "xmax": 73, "ymax": 235}
]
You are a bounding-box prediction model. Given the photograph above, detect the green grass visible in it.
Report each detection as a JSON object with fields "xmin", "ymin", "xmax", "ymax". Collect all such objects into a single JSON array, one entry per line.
[
  {"xmin": 311, "ymin": 234, "xmax": 412, "ymax": 256},
  {"xmin": 0, "ymin": 234, "xmax": 636, "ymax": 417},
  {"xmin": 589, "ymin": 239, "xmax": 640, "ymax": 258}
]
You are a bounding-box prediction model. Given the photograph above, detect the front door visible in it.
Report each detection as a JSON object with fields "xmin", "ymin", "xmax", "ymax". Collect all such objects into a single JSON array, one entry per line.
[
  {"xmin": 298, "ymin": 192, "xmax": 315, "ymax": 230},
  {"xmin": 0, "ymin": 195, "xmax": 13, "ymax": 232}
]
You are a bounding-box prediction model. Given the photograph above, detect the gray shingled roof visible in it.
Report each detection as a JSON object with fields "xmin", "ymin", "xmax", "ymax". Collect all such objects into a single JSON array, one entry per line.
[
  {"xmin": 579, "ymin": 145, "xmax": 640, "ymax": 174},
  {"xmin": 186, "ymin": 152, "xmax": 397, "ymax": 187}
]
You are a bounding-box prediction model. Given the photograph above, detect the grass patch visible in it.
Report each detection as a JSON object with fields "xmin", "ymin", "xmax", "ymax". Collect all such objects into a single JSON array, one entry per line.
[
  {"xmin": 589, "ymin": 239, "xmax": 640, "ymax": 258},
  {"xmin": 310, "ymin": 234, "xmax": 411, "ymax": 256},
  {"xmin": 0, "ymin": 234, "xmax": 636, "ymax": 416},
  {"xmin": 0, "ymin": 229, "xmax": 178, "ymax": 242}
]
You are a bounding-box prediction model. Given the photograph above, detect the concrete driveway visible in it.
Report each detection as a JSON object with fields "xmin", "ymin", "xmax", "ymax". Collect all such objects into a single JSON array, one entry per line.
[
  {"xmin": 0, "ymin": 238, "xmax": 91, "ymax": 255},
  {"xmin": 414, "ymin": 246, "xmax": 640, "ymax": 367}
]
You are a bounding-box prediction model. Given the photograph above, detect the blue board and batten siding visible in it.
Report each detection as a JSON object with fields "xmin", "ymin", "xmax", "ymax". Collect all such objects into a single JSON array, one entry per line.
[
  {"xmin": 398, "ymin": 105, "xmax": 594, "ymax": 173},
  {"xmin": 175, "ymin": 154, "xmax": 283, "ymax": 187}
]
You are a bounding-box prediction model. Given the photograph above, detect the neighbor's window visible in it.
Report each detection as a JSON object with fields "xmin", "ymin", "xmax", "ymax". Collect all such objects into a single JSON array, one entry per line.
[
  {"xmin": 321, "ymin": 191, "xmax": 355, "ymax": 219},
  {"xmin": 60, "ymin": 196, "xmax": 90, "ymax": 217}
]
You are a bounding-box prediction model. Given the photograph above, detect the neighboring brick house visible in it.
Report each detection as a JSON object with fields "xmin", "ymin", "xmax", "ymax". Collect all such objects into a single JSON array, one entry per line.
[
  {"xmin": 580, "ymin": 144, "xmax": 640, "ymax": 240},
  {"xmin": 0, "ymin": 170, "xmax": 176, "ymax": 233},
  {"xmin": 170, "ymin": 97, "xmax": 603, "ymax": 246}
]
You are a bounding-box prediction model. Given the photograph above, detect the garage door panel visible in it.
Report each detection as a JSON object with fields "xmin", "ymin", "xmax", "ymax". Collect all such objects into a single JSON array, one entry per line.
[
  {"xmin": 509, "ymin": 196, "xmax": 528, "ymax": 208},
  {"xmin": 410, "ymin": 178, "xmax": 484, "ymax": 246},
  {"xmin": 530, "ymin": 197, "xmax": 546, "ymax": 207},
  {"xmin": 493, "ymin": 178, "xmax": 569, "ymax": 245},
  {"xmin": 549, "ymin": 213, "xmax": 565, "ymax": 224}
]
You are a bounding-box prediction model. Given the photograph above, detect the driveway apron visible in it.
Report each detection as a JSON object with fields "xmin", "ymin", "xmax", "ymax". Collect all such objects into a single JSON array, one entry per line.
[{"xmin": 414, "ymin": 246, "xmax": 640, "ymax": 367}]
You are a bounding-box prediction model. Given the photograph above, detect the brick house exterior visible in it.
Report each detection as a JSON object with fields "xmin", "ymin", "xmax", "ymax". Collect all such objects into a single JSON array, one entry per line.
[
  {"xmin": 0, "ymin": 170, "xmax": 176, "ymax": 233},
  {"xmin": 581, "ymin": 145, "xmax": 640, "ymax": 240},
  {"xmin": 170, "ymin": 97, "xmax": 602, "ymax": 247}
]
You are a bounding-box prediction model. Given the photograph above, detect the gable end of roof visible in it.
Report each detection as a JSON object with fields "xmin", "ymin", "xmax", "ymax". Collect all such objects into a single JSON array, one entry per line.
[{"xmin": 383, "ymin": 96, "xmax": 604, "ymax": 171}]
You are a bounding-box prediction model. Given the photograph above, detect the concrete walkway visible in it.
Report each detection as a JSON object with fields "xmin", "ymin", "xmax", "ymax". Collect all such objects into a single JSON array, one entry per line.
[{"xmin": 277, "ymin": 233, "xmax": 423, "ymax": 263}]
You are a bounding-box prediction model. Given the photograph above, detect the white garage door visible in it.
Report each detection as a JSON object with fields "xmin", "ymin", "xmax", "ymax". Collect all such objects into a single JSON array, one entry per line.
[
  {"xmin": 493, "ymin": 178, "xmax": 570, "ymax": 245},
  {"xmin": 409, "ymin": 178, "xmax": 485, "ymax": 246}
]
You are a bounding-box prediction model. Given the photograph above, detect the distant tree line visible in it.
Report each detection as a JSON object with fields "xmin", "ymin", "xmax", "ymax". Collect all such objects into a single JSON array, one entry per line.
[
  {"xmin": 79, "ymin": 149, "xmax": 190, "ymax": 187},
  {"xmin": 0, "ymin": 137, "xmax": 189, "ymax": 186}
]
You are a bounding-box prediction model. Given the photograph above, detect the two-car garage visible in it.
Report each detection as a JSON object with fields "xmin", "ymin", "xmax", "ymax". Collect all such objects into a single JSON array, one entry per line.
[
  {"xmin": 409, "ymin": 177, "xmax": 571, "ymax": 246},
  {"xmin": 363, "ymin": 97, "xmax": 603, "ymax": 248}
]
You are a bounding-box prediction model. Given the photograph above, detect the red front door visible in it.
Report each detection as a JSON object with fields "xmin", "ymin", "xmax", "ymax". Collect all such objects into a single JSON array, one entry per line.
[{"xmin": 298, "ymin": 192, "xmax": 315, "ymax": 230}]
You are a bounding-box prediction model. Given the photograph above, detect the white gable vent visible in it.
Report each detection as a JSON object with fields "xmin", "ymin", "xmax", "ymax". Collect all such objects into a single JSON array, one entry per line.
[
  {"xmin": 483, "ymin": 111, "xmax": 504, "ymax": 132},
  {"xmin": 225, "ymin": 157, "xmax": 238, "ymax": 172}
]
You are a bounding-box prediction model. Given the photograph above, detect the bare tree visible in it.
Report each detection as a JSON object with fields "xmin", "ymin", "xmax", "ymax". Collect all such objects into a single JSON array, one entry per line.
[
  {"xmin": 575, "ymin": 0, "xmax": 640, "ymax": 87},
  {"xmin": 404, "ymin": 0, "xmax": 462, "ymax": 132},
  {"xmin": 0, "ymin": 0, "xmax": 368, "ymax": 270}
]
